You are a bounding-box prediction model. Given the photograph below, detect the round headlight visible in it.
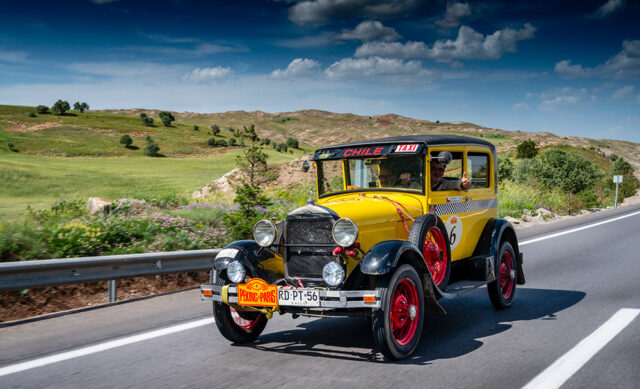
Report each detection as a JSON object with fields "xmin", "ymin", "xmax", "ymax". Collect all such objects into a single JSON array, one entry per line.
[
  {"xmin": 253, "ymin": 220, "xmax": 277, "ymax": 247},
  {"xmin": 332, "ymin": 218, "xmax": 358, "ymax": 247},
  {"xmin": 323, "ymin": 261, "xmax": 345, "ymax": 286},
  {"xmin": 227, "ymin": 260, "xmax": 246, "ymax": 284}
]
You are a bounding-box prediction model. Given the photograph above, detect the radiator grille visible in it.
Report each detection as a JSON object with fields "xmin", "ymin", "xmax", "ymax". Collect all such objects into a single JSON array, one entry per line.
[{"xmin": 285, "ymin": 214, "xmax": 335, "ymax": 278}]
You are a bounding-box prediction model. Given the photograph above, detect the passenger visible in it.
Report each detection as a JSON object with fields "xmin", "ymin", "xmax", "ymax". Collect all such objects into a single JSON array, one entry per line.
[
  {"xmin": 430, "ymin": 160, "xmax": 471, "ymax": 191},
  {"xmin": 378, "ymin": 166, "xmax": 396, "ymax": 187},
  {"xmin": 397, "ymin": 172, "xmax": 421, "ymax": 189}
]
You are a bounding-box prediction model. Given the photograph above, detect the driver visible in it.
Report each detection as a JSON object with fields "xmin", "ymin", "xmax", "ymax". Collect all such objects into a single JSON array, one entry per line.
[{"xmin": 430, "ymin": 160, "xmax": 471, "ymax": 191}]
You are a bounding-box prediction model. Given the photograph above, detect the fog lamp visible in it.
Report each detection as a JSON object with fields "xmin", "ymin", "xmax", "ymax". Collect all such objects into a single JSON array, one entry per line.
[
  {"xmin": 322, "ymin": 261, "xmax": 345, "ymax": 286},
  {"xmin": 227, "ymin": 260, "xmax": 245, "ymax": 284}
]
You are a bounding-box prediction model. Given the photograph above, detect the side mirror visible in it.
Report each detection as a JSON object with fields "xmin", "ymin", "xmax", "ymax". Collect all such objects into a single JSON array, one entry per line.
[
  {"xmin": 435, "ymin": 151, "xmax": 453, "ymax": 164},
  {"xmin": 302, "ymin": 160, "xmax": 310, "ymax": 173}
]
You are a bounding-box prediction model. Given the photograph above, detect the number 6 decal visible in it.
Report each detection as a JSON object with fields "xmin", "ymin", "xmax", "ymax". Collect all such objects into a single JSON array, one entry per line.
[{"xmin": 444, "ymin": 215, "xmax": 462, "ymax": 250}]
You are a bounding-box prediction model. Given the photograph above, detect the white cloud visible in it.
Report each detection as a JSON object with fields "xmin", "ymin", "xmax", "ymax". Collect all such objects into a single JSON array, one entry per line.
[
  {"xmin": 324, "ymin": 56, "xmax": 435, "ymax": 81},
  {"xmin": 355, "ymin": 23, "xmax": 536, "ymax": 61},
  {"xmin": 592, "ymin": 0, "xmax": 625, "ymax": 18},
  {"xmin": 66, "ymin": 62, "xmax": 186, "ymax": 78},
  {"xmin": 0, "ymin": 49, "xmax": 28, "ymax": 63},
  {"xmin": 270, "ymin": 58, "xmax": 322, "ymax": 79},
  {"xmin": 336, "ymin": 21, "xmax": 401, "ymax": 42},
  {"xmin": 435, "ymin": 2, "xmax": 471, "ymax": 29},
  {"xmin": 511, "ymin": 102, "xmax": 530, "ymax": 111},
  {"xmin": 288, "ymin": 0, "xmax": 420, "ymax": 25},
  {"xmin": 612, "ymin": 85, "xmax": 634, "ymax": 100},
  {"xmin": 555, "ymin": 40, "xmax": 640, "ymax": 79},
  {"xmin": 538, "ymin": 87, "xmax": 590, "ymax": 112},
  {"xmin": 182, "ymin": 67, "xmax": 233, "ymax": 83}
]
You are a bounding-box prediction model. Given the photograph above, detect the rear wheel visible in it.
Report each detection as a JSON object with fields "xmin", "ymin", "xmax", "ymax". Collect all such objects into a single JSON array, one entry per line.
[
  {"xmin": 372, "ymin": 264, "xmax": 424, "ymax": 360},
  {"xmin": 488, "ymin": 241, "xmax": 517, "ymax": 309},
  {"xmin": 409, "ymin": 214, "xmax": 451, "ymax": 291}
]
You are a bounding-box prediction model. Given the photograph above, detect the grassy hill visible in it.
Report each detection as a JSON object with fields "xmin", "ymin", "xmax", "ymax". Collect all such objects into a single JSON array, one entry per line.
[{"xmin": 1, "ymin": 104, "xmax": 639, "ymax": 220}]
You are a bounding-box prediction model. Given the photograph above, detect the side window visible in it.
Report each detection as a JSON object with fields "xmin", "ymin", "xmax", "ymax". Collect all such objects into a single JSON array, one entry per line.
[{"xmin": 467, "ymin": 153, "xmax": 490, "ymax": 189}]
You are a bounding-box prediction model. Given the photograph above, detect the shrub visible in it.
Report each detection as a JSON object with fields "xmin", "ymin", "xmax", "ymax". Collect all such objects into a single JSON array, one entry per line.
[
  {"xmin": 6, "ymin": 141, "xmax": 15, "ymax": 151},
  {"xmin": 536, "ymin": 149, "xmax": 601, "ymax": 194},
  {"xmin": 51, "ymin": 99, "xmax": 71, "ymax": 115},
  {"xmin": 609, "ymin": 153, "xmax": 619, "ymax": 161},
  {"xmin": 139, "ymin": 113, "xmax": 154, "ymax": 127},
  {"xmin": 159, "ymin": 111, "xmax": 175, "ymax": 127},
  {"xmin": 36, "ymin": 105, "xmax": 49, "ymax": 114},
  {"xmin": 207, "ymin": 137, "xmax": 217, "ymax": 147},
  {"xmin": 609, "ymin": 157, "xmax": 640, "ymax": 198},
  {"xmin": 229, "ymin": 137, "xmax": 237, "ymax": 146},
  {"xmin": 193, "ymin": 125, "xmax": 199, "ymax": 131},
  {"xmin": 144, "ymin": 142, "xmax": 160, "ymax": 157},
  {"xmin": 144, "ymin": 135, "xmax": 153, "ymax": 143},
  {"xmin": 261, "ymin": 138, "xmax": 271, "ymax": 146},
  {"xmin": 211, "ymin": 124, "xmax": 220, "ymax": 136},
  {"xmin": 119, "ymin": 134, "xmax": 133, "ymax": 148},
  {"xmin": 216, "ymin": 139, "xmax": 228, "ymax": 147},
  {"xmin": 28, "ymin": 112, "xmax": 37, "ymax": 117},
  {"xmin": 516, "ymin": 140, "xmax": 538, "ymax": 159},
  {"xmin": 514, "ymin": 158, "xmax": 539, "ymax": 184},
  {"xmin": 286, "ymin": 137, "xmax": 299, "ymax": 149},
  {"xmin": 73, "ymin": 102, "xmax": 89, "ymax": 112},
  {"xmin": 497, "ymin": 156, "xmax": 514, "ymax": 182}
]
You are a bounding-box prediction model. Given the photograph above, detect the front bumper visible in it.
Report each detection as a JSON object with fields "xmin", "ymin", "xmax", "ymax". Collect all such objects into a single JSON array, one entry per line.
[{"xmin": 200, "ymin": 284, "xmax": 381, "ymax": 309}]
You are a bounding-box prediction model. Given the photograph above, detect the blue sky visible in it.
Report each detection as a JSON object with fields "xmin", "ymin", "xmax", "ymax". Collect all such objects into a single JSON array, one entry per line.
[{"xmin": 1, "ymin": 0, "xmax": 639, "ymax": 142}]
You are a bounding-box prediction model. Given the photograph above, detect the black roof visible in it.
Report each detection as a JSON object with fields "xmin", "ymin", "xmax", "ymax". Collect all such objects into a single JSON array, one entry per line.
[{"xmin": 323, "ymin": 135, "xmax": 495, "ymax": 150}]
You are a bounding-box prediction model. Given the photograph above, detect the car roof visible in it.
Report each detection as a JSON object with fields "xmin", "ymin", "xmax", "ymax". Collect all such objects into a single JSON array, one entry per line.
[
  {"xmin": 328, "ymin": 135, "xmax": 495, "ymax": 150},
  {"xmin": 313, "ymin": 135, "xmax": 495, "ymax": 161}
]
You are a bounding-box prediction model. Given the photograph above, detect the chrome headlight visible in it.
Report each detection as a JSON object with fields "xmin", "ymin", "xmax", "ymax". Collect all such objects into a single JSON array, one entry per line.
[
  {"xmin": 226, "ymin": 260, "xmax": 245, "ymax": 284},
  {"xmin": 322, "ymin": 261, "xmax": 345, "ymax": 286},
  {"xmin": 332, "ymin": 218, "xmax": 358, "ymax": 247},
  {"xmin": 253, "ymin": 220, "xmax": 277, "ymax": 247}
]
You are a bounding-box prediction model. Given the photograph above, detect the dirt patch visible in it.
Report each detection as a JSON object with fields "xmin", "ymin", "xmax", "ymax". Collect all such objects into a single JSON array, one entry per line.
[
  {"xmin": 0, "ymin": 271, "xmax": 208, "ymax": 323},
  {"xmin": 6, "ymin": 121, "xmax": 63, "ymax": 132}
]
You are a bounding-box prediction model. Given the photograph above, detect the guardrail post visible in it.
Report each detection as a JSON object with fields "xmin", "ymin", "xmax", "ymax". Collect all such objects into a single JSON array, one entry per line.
[{"xmin": 108, "ymin": 280, "xmax": 117, "ymax": 302}]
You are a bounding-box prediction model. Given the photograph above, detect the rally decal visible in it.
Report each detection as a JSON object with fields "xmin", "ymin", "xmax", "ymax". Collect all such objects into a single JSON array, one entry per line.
[{"xmin": 444, "ymin": 215, "xmax": 463, "ymax": 250}]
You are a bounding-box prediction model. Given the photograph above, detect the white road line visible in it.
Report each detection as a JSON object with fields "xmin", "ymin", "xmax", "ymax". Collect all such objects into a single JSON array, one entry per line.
[
  {"xmin": 519, "ymin": 210, "xmax": 640, "ymax": 246},
  {"xmin": 0, "ymin": 317, "xmax": 214, "ymax": 377},
  {"xmin": 523, "ymin": 308, "xmax": 640, "ymax": 389}
]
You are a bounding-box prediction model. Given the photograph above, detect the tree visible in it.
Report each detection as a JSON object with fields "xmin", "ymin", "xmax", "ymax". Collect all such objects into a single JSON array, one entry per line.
[
  {"xmin": 159, "ymin": 111, "xmax": 175, "ymax": 127},
  {"xmin": 139, "ymin": 113, "xmax": 154, "ymax": 127},
  {"xmin": 207, "ymin": 137, "xmax": 217, "ymax": 147},
  {"xmin": 286, "ymin": 137, "xmax": 299, "ymax": 149},
  {"xmin": 119, "ymin": 134, "xmax": 133, "ymax": 148},
  {"xmin": 516, "ymin": 140, "xmax": 538, "ymax": 159},
  {"xmin": 144, "ymin": 142, "xmax": 160, "ymax": 157},
  {"xmin": 229, "ymin": 137, "xmax": 237, "ymax": 146},
  {"xmin": 73, "ymin": 102, "xmax": 89, "ymax": 112},
  {"xmin": 234, "ymin": 125, "xmax": 271, "ymax": 188},
  {"xmin": 497, "ymin": 156, "xmax": 514, "ymax": 182},
  {"xmin": 51, "ymin": 99, "xmax": 70, "ymax": 115},
  {"xmin": 536, "ymin": 149, "xmax": 600, "ymax": 193},
  {"xmin": 193, "ymin": 125, "xmax": 199, "ymax": 131},
  {"xmin": 6, "ymin": 141, "xmax": 15, "ymax": 151},
  {"xmin": 211, "ymin": 124, "xmax": 220, "ymax": 136},
  {"xmin": 36, "ymin": 105, "xmax": 49, "ymax": 114}
]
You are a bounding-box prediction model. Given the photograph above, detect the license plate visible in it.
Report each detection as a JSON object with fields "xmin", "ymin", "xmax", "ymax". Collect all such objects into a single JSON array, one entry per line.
[{"xmin": 277, "ymin": 289, "xmax": 320, "ymax": 307}]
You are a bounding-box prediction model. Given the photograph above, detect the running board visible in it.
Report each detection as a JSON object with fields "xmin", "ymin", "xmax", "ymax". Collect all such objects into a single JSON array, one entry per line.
[{"xmin": 439, "ymin": 280, "xmax": 488, "ymax": 299}]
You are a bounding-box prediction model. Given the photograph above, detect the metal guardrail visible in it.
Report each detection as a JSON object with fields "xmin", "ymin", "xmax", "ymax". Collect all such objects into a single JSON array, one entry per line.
[{"xmin": 0, "ymin": 249, "xmax": 220, "ymax": 301}]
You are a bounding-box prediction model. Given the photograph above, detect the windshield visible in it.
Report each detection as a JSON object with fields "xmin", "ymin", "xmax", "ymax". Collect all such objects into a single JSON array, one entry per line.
[{"xmin": 317, "ymin": 155, "xmax": 424, "ymax": 196}]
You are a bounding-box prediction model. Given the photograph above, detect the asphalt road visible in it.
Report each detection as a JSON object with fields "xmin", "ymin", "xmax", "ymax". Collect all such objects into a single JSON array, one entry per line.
[{"xmin": 2, "ymin": 204, "xmax": 640, "ymax": 388}]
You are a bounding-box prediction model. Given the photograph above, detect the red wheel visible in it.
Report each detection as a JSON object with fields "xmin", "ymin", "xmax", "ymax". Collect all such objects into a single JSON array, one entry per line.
[
  {"xmin": 422, "ymin": 227, "xmax": 449, "ymax": 287},
  {"xmin": 409, "ymin": 214, "xmax": 451, "ymax": 291},
  {"xmin": 488, "ymin": 241, "xmax": 517, "ymax": 309},
  {"xmin": 212, "ymin": 278, "xmax": 267, "ymax": 343},
  {"xmin": 230, "ymin": 307, "xmax": 263, "ymax": 330},
  {"xmin": 372, "ymin": 264, "xmax": 424, "ymax": 360}
]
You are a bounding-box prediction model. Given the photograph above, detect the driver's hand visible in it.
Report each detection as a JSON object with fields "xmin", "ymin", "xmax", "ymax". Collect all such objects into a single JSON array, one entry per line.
[{"xmin": 461, "ymin": 172, "xmax": 471, "ymax": 190}]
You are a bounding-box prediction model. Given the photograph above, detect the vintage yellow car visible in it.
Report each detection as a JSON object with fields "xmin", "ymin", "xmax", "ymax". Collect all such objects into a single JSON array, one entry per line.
[{"xmin": 201, "ymin": 135, "xmax": 525, "ymax": 360}]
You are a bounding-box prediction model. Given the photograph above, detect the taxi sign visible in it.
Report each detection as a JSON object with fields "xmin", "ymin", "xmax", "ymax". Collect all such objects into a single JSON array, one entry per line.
[{"xmin": 237, "ymin": 278, "xmax": 278, "ymax": 307}]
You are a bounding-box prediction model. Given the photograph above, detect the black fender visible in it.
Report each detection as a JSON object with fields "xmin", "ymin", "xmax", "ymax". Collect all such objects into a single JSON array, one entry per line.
[
  {"xmin": 360, "ymin": 240, "xmax": 445, "ymax": 314},
  {"xmin": 474, "ymin": 218, "xmax": 525, "ymax": 285},
  {"xmin": 214, "ymin": 240, "xmax": 281, "ymax": 283},
  {"xmin": 360, "ymin": 240, "xmax": 426, "ymax": 275}
]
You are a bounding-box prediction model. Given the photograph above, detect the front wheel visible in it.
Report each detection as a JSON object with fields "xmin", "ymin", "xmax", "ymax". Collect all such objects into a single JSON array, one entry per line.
[
  {"xmin": 213, "ymin": 301, "xmax": 267, "ymax": 343},
  {"xmin": 371, "ymin": 264, "xmax": 425, "ymax": 360},
  {"xmin": 487, "ymin": 241, "xmax": 517, "ymax": 309}
]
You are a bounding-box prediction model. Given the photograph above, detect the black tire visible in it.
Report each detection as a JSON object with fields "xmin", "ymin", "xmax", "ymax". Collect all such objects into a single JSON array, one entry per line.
[
  {"xmin": 488, "ymin": 241, "xmax": 517, "ymax": 309},
  {"xmin": 213, "ymin": 301, "xmax": 267, "ymax": 343},
  {"xmin": 372, "ymin": 264, "xmax": 425, "ymax": 360},
  {"xmin": 408, "ymin": 213, "xmax": 452, "ymax": 291}
]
